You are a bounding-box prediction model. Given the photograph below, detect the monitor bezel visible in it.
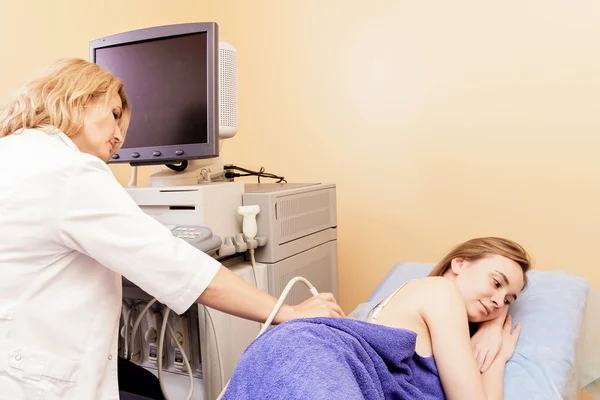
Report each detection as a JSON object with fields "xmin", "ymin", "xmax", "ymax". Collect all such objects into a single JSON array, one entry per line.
[{"xmin": 89, "ymin": 22, "xmax": 219, "ymax": 166}]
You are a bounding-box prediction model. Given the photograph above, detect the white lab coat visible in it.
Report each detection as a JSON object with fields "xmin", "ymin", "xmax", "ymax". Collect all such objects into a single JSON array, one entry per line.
[{"xmin": 0, "ymin": 128, "xmax": 221, "ymax": 399}]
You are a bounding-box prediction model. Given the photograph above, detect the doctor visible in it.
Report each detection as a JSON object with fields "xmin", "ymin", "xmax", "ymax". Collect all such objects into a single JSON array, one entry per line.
[{"xmin": 0, "ymin": 58, "xmax": 344, "ymax": 400}]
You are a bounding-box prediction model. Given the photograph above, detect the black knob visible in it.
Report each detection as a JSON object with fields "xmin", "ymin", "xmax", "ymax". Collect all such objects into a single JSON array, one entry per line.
[
  {"xmin": 175, "ymin": 150, "xmax": 184, "ymax": 156},
  {"xmin": 111, "ymin": 154, "xmax": 120, "ymax": 159},
  {"xmin": 153, "ymin": 151, "xmax": 161, "ymax": 156},
  {"xmin": 132, "ymin": 152, "xmax": 140, "ymax": 158}
]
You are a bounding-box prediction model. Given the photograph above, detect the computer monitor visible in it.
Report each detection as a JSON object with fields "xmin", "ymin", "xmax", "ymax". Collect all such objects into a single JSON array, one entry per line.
[{"xmin": 90, "ymin": 22, "xmax": 219, "ymax": 166}]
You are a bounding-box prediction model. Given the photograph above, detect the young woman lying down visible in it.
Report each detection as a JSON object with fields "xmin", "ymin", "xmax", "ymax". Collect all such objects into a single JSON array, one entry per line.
[{"xmin": 223, "ymin": 237, "xmax": 530, "ymax": 400}]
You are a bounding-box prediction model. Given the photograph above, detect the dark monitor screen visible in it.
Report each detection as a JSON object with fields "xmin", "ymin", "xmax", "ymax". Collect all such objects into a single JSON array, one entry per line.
[
  {"xmin": 96, "ymin": 34, "xmax": 208, "ymax": 147},
  {"xmin": 90, "ymin": 23, "xmax": 218, "ymax": 165}
]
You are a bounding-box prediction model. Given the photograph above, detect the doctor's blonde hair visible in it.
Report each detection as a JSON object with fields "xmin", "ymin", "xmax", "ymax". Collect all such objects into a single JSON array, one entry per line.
[
  {"xmin": 0, "ymin": 58, "xmax": 130, "ymax": 141},
  {"xmin": 428, "ymin": 237, "xmax": 532, "ymax": 290}
]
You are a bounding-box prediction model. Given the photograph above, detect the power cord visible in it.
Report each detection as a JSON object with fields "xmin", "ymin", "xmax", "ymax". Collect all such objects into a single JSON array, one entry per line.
[
  {"xmin": 165, "ymin": 160, "xmax": 188, "ymax": 172},
  {"xmin": 125, "ymin": 300, "xmax": 146, "ymax": 361},
  {"xmin": 215, "ymin": 275, "xmax": 319, "ymax": 400},
  {"xmin": 204, "ymin": 306, "xmax": 225, "ymax": 391},
  {"xmin": 224, "ymin": 164, "xmax": 287, "ymax": 183},
  {"xmin": 129, "ymin": 299, "xmax": 194, "ymax": 400},
  {"xmin": 248, "ymin": 249, "xmax": 260, "ymax": 292},
  {"xmin": 158, "ymin": 307, "xmax": 194, "ymax": 400},
  {"xmin": 128, "ymin": 299, "xmax": 157, "ymax": 361}
]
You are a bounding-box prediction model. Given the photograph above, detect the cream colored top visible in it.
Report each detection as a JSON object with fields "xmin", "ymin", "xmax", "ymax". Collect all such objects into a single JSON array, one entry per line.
[{"xmin": 367, "ymin": 280, "xmax": 413, "ymax": 322}]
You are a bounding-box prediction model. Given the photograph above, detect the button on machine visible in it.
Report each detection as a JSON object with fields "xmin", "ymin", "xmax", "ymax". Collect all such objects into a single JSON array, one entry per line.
[
  {"xmin": 172, "ymin": 226, "xmax": 209, "ymax": 243},
  {"xmin": 169, "ymin": 225, "xmax": 222, "ymax": 255}
]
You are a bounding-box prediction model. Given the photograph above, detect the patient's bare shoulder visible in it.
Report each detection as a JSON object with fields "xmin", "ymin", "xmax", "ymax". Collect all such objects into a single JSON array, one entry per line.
[
  {"xmin": 404, "ymin": 277, "xmax": 459, "ymax": 299},
  {"xmin": 372, "ymin": 278, "xmax": 459, "ymax": 356},
  {"xmin": 415, "ymin": 277, "xmax": 467, "ymax": 319},
  {"xmin": 373, "ymin": 277, "xmax": 451, "ymax": 318},
  {"xmin": 389, "ymin": 277, "xmax": 463, "ymax": 317},
  {"xmin": 417, "ymin": 276, "xmax": 459, "ymax": 292}
]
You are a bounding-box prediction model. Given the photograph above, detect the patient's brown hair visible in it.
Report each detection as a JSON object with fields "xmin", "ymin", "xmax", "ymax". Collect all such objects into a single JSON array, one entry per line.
[{"xmin": 429, "ymin": 237, "xmax": 532, "ymax": 290}]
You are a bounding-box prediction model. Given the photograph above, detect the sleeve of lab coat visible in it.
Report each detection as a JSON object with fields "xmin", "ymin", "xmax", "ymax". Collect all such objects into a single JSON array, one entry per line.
[{"xmin": 57, "ymin": 156, "xmax": 221, "ymax": 315}]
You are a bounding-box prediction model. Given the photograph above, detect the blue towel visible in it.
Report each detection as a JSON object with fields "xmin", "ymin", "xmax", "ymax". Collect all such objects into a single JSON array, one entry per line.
[{"xmin": 223, "ymin": 317, "xmax": 446, "ymax": 400}]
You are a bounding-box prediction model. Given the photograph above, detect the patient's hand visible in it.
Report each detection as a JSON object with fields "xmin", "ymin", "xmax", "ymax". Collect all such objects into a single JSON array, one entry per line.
[
  {"xmin": 471, "ymin": 319, "xmax": 503, "ymax": 373},
  {"xmin": 498, "ymin": 314, "xmax": 522, "ymax": 363}
]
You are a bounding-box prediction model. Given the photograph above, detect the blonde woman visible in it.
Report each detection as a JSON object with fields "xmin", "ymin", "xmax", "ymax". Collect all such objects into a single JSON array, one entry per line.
[
  {"xmin": 0, "ymin": 58, "xmax": 344, "ymax": 400},
  {"xmin": 222, "ymin": 237, "xmax": 529, "ymax": 400}
]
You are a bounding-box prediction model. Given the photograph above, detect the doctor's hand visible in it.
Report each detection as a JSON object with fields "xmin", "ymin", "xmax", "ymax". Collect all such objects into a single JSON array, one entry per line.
[{"xmin": 276, "ymin": 293, "xmax": 345, "ymax": 323}]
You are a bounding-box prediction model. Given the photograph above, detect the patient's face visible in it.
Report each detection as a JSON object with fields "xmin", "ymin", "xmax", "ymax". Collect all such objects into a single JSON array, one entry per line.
[{"xmin": 452, "ymin": 254, "xmax": 524, "ymax": 323}]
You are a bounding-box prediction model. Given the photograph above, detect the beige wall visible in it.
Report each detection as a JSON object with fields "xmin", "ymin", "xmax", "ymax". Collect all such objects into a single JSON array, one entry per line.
[
  {"xmin": 2, "ymin": 1, "xmax": 599, "ymax": 319},
  {"xmin": 205, "ymin": 0, "xmax": 600, "ymax": 314}
]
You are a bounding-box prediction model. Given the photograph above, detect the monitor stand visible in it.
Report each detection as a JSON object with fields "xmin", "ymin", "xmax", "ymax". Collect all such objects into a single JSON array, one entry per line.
[{"xmin": 147, "ymin": 158, "xmax": 227, "ymax": 187}]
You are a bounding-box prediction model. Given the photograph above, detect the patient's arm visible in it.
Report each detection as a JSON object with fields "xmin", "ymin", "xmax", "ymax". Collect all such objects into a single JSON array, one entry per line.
[
  {"xmin": 421, "ymin": 278, "xmax": 505, "ymax": 400},
  {"xmin": 471, "ymin": 307, "xmax": 508, "ymax": 372},
  {"xmin": 481, "ymin": 315, "xmax": 521, "ymax": 396}
]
